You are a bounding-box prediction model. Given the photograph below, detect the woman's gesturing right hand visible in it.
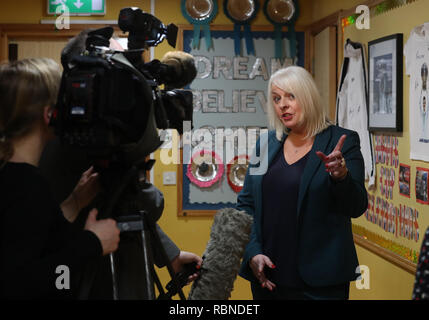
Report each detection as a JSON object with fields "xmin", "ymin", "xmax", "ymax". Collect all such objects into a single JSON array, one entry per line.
[
  {"xmin": 84, "ymin": 208, "xmax": 120, "ymax": 255},
  {"xmin": 250, "ymin": 254, "xmax": 277, "ymax": 291}
]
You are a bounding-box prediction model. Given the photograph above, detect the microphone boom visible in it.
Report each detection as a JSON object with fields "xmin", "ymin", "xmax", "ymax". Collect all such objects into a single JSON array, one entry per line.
[{"xmin": 188, "ymin": 208, "xmax": 253, "ymax": 300}]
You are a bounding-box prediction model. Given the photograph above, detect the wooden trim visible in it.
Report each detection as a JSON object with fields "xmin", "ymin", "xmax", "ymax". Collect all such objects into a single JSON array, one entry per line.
[
  {"xmin": 328, "ymin": 26, "xmax": 337, "ymax": 121},
  {"xmin": 178, "ymin": 24, "xmax": 307, "ymax": 32},
  {"xmin": 0, "ymin": 23, "xmax": 121, "ymax": 37},
  {"xmin": 307, "ymin": 11, "xmax": 340, "ymax": 36},
  {"xmin": 306, "ymin": 0, "xmax": 404, "ymax": 80},
  {"xmin": 0, "ymin": 29, "xmax": 8, "ymax": 63},
  {"xmin": 0, "ymin": 23, "xmax": 125, "ymax": 63},
  {"xmin": 305, "ymin": 29, "xmax": 312, "ymax": 72},
  {"xmin": 339, "ymin": 0, "xmax": 386, "ymax": 19},
  {"xmin": 353, "ymin": 233, "xmax": 417, "ymax": 275}
]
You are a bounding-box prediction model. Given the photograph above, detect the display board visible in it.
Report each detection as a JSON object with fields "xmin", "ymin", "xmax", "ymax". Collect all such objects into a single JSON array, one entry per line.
[
  {"xmin": 176, "ymin": 25, "xmax": 306, "ymax": 216},
  {"xmin": 343, "ymin": 0, "xmax": 429, "ymax": 273}
]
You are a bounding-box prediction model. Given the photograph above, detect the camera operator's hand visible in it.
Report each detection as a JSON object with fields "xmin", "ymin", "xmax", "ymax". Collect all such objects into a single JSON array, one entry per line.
[
  {"xmin": 84, "ymin": 208, "xmax": 120, "ymax": 255},
  {"xmin": 61, "ymin": 166, "xmax": 100, "ymax": 222},
  {"xmin": 73, "ymin": 166, "xmax": 100, "ymax": 209},
  {"xmin": 171, "ymin": 251, "xmax": 203, "ymax": 284}
]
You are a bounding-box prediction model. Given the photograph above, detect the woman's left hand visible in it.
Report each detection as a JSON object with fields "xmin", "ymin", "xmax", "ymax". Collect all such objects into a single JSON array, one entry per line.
[{"xmin": 316, "ymin": 134, "xmax": 348, "ymax": 181}]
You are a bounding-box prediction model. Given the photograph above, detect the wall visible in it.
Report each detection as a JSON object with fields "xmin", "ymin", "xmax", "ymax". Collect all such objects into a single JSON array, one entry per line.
[{"xmin": 310, "ymin": 0, "xmax": 364, "ymax": 20}]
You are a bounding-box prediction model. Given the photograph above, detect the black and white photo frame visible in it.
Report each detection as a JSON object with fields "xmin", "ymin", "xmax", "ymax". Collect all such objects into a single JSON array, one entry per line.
[{"xmin": 368, "ymin": 33, "xmax": 403, "ymax": 132}]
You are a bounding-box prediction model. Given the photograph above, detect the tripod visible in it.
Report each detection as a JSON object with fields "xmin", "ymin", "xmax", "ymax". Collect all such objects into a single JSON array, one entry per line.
[
  {"xmin": 78, "ymin": 161, "xmax": 187, "ymax": 300},
  {"xmin": 113, "ymin": 211, "xmax": 187, "ymax": 300}
]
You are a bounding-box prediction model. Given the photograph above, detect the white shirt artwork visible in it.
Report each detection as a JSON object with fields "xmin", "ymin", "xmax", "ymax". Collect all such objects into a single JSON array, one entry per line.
[
  {"xmin": 404, "ymin": 22, "xmax": 429, "ymax": 162},
  {"xmin": 337, "ymin": 42, "xmax": 375, "ymax": 187}
]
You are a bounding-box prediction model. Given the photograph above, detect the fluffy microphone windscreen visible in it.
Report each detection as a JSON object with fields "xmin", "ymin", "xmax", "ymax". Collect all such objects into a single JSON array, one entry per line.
[
  {"xmin": 160, "ymin": 51, "xmax": 197, "ymax": 89},
  {"xmin": 188, "ymin": 208, "xmax": 253, "ymax": 300}
]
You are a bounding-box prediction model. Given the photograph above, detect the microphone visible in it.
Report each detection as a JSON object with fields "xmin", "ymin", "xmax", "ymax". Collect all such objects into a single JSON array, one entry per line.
[
  {"xmin": 187, "ymin": 208, "xmax": 253, "ymax": 300},
  {"xmin": 160, "ymin": 51, "xmax": 197, "ymax": 89}
]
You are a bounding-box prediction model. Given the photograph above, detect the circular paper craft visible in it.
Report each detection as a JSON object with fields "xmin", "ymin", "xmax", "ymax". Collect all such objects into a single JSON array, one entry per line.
[
  {"xmin": 187, "ymin": 150, "xmax": 224, "ymax": 188},
  {"xmin": 224, "ymin": 0, "xmax": 259, "ymax": 56},
  {"xmin": 181, "ymin": 0, "xmax": 218, "ymax": 49},
  {"xmin": 227, "ymin": 155, "xmax": 250, "ymax": 193},
  {"xmin": 185, "ymin": 0, "xmax": 215, "ymax": 20},
  {"xmin": 265, "ymin": 0, "xmax": 296, "ymax": 23},
  {"xmin": 263, "ymin": 0, "xmax": 299, "ymax": 59},
  {"xmin": 226, "ymin": 0, "xmax": 257, "ymax": 21}
]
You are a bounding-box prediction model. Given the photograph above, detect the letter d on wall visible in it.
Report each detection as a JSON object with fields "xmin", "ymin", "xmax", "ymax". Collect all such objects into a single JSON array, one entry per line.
[{"xmin": 55, "ymin": 265, "xmax": 70, "ymax": 290}]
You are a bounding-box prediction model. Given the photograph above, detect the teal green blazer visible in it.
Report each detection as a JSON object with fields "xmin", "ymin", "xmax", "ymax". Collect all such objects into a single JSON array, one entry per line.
[{"xmin": 237, "ymin": 125, "xmax": 368, "ymax": 287}]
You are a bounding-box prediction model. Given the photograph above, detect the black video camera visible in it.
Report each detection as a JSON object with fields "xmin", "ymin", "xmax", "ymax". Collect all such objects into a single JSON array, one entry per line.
[{"xmin": 51, "ymin": 7, "xmax": 195, "ymax": 164}]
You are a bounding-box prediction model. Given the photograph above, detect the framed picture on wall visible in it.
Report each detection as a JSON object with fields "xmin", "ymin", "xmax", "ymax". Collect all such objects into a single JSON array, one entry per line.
[
  {"xmin": 416, "ymin": 167, "xmax": 429, "ymax": 205},
  {"xmin": 399, "ymin": 163, "xmax": 411, "ymax": 198},
  {"xmin": 368, "ymin": 33, "xmax": 403, "ymax": 132}
]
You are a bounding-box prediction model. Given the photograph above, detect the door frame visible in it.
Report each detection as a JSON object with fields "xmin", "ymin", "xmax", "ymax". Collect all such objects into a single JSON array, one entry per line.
[{"xmin": 0, "ymin": 24, "xmax": 131, "ymax": 62}]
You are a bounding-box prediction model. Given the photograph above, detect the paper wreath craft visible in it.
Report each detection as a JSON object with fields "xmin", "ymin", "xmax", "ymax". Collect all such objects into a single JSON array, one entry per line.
[
  {"xmin": 224, "ymin": 0, "xmax": 260, "ymax": 56},
  {"xmin": 187, "ymin": 150, "xmax": 224, "ymax": 188},
  {"xmin": 263, "ymin": 0, "xmax": 299, "ymax": 60},
  {"xmin": 181, "ymin": 0, "xmax": 218, "ymax": 50},
  {"xmin": 226, "ymin": 155, "xmax": 250, "ymax": 193}
]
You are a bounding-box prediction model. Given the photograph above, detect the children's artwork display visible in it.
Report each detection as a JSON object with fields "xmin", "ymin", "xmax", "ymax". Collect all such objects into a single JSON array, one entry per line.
[
  {"xmin": 361, "ymin": 195, "xmax": 420, "ymax": 263},
  {"xmin": 416, "ymin": 167, "xmax": 429, "ymax": 204},
  {"xmin": 374, "ymin": 134, "xmax": 399, "ymax": 168},
  {"xmin": 405, "ymin": 23, "xmax": 429, "ymax": 162},
  {"xmin": 399, "ymin": 163, "xmax": 411, "ymax": 197},
  {"xmin": 343, "ymin": 1, "xmax": 429, "ymax": 275},
  {"xmin": 379, "ymin": 166, "xmax": 395, "ymax": 200}
]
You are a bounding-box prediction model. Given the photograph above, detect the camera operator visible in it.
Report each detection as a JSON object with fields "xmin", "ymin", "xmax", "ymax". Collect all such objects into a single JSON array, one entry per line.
[
  {"xmin": 0, "ymin": 58, "xmax": 120, "ymax": 299},
  {"xmin": 37, "ymin": 25, "xmax": 202, "ymax": 299}
]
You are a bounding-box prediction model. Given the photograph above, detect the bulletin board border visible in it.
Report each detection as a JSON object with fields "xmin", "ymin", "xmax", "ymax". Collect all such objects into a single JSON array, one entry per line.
[{"xmin": 352, "ymin": 224, "xmax": 417, "ymax": 274}]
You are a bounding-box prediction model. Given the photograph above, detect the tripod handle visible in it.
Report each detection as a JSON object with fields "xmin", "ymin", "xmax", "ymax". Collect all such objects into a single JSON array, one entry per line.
[
  {"xmin": 156, "ymin": 262, "xmax": 200, "ymax": 300},
  {"xmin": 165, "ymin": 262, "xmax": 200, "ymax": 294}
]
